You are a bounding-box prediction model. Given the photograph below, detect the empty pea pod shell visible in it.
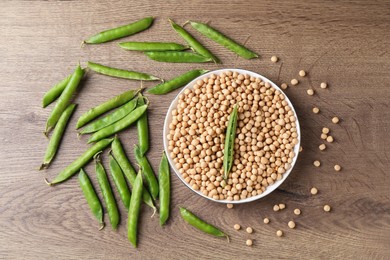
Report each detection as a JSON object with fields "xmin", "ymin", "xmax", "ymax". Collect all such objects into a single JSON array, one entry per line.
[
  {"xmin": 119, "ymin": 42, "xmax": 188, "ymax": 51},
  {"xmin": 84, "ymin": 17, "xmax": 154, "ymax": 44},
  {"xmin": 127, "ymin": 170, "xmax": 143, "ymax": 248},
  {"xmin": 87, "ymin": 61, "xmax": 160, "ymax": 81},
  {"xmin": 76, "ymin": 88, "xmax": 140, "ymax": 129},
  {"xmin": 144, "ymin": 51, "xmax": 212, "ymax": 63},
  {"xmin": 190, "ymin": 21, "xmax": 258, "ymax": 59},
  {"xmin": 148, "ymin": 69, "xmax": 209, "ymax": 95},
  {"xmin": 223, "ymin": 105, "xmax": 238, "ymax": 179}
]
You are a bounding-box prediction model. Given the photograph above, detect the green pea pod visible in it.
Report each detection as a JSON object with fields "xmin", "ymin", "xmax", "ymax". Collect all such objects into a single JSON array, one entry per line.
[
  {"xmin": 169, "ymin": 19, "xmax": 219, "ymax": 63},
  {"xmin": 40, "ymin": 103, "xmax": 77, "ymax": 170},
  {"xmin": 119, "ymin": 42, "xmax": 188, "ymax": 52},
  {"xmin": 46, "ymin": 138, "xmax": 113, "ymax": 185},
  {"xmin": 42, "ymin": 73, "xmax": 71, "ymax": 108},
  {"xmin": 144, "ymin": 51, "xmax": 212, "ymax": 63},
  {"xmin": 190, "ymin": 21, "xmax": 258, "ymax": 59},
  {"xmin": 109, "ymin": 154, "xmax": 131, "ymax": 209},
  {"xmin": 110, "ymin": 137, "xmax": 156, "ymax": 213},
  {"xmin": 87, "ymin": 104, "xmax": 148, "ymax": 143},
  {"xmin": 223, "ymin": 105, "xmax": 238, "ymax": 179},
  {"xmin": 78, "ymin": 169, "xmax": 104, "ymax": 230},
  {"xmin": 45, "ymin": 65, "xmax": 84, "ymax": 134},
  {"xmin": 148, "ymin": 69, "xmax": 208, "ymax": 95},
  {"xmin": 127, "ymin": 170, "xmax": 143, "ymax": 248},
  {"xmin": 76, "ymin": 88, "xmax": 140, "ymax": 129},
  {"xmin": 87, "ymin": 61, "xmax": 160, "ymax": 81},
  {"xmin": 180, "ymin": 207, "xmax": 229, "ymax": 240},
  {"xmin": 134, "ymin": 144, "xmax": 159, "ymax": 200},
  {"xmin": 159, "ymin": 152, "xmax": 170, "ymax": 226},
  {"xmin": 136, "ymin": 94, "xmax": 149, "ymax": 156},
  {"xmin": 84, "ymin": 17, "xmax": 154, "ymax": 44},
  {"xmin": 95, "ymin": 153, "xmax": 120, "ymax": 230},
  {"xmin": 80, "ymin": 96, "xmax": 138, "ymax": 134}
]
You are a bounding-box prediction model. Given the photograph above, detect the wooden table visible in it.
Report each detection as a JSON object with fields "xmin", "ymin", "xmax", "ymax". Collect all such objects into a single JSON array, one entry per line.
[{"xmin": 1, "ymin": 1, "xmax": 389, "ymax": 259}]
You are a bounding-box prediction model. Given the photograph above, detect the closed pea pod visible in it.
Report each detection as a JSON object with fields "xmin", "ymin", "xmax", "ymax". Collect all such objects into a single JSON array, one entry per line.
[
  {"xmin": 45, "ymin": 138, "xmax": 114, "ymax": 185},
  {"xmin": 169, "ymin": 19, "xmax": 219, "ymax": 63},
  {"xmin": 148, "ymin": 69, "xmax": 208, "ymax": 95},
  {"xmin": 40, "ymin": 103, "xmax": 77, "ymax": 170},
  {"xmin": 136, "ymin": 94, "xmax": 149, "ymax": 156},
  {"xmin": 79, "ymin": 96, "xmax": 139, "ymax": 135},
  {"xmin": 134, "ymin": 144, "xmax": 159, "ymax": 200},
  {"xmin": 95, "ymin": 153, "xmax": 120, "ymax": 230},
  {"xmin": 180, "ymin": 207, "xmax": 229, "ymax": 241},
  {"xmin": 127, "ymin": 170, "xmax": 143, "ymax": 247},
  {"xmin": 42, "ymin": 73, "xmax": 71, "ymax": 108},
  {"xmin": 76, "ymin": 88, "xmax": 140, "ymax": 129},
  {"xmin": 223, "ymin": 105, "xmax": 238, "ymax": 179},
  {"xmin": 190, "ymin": 21, "xmax": 258, "ymax": 59},
  {"xmin": 87, "ymin": 61, "xmax": 160, "ymax": 81},
  {"xmin": 84, "ymin": 17, "xmax": 154, "ymax": 44},
  {"xmin": 109, "ymin": 154, "xmax": 131, "ymax": 209},
  {"xmin": 78, "ymin": 169, "xmax": 104, "ymax": 230},
  {"xmin": 144, "ymin": 51, "xmax": 212, "ymax": 63},
  {"xmin": 45, "ymin": 65, "xmax": 85, "ymax": 134},
  {"xmin": 119, "ymin": 42, "xmax": 188, "ymax": 52},
  {"xmin": 159, "ymin": 152, "xmax": 170, "ymax": 226},
  {"xmin": 87, "ymin": 104, "xmax": 148, "ymax": 143}
]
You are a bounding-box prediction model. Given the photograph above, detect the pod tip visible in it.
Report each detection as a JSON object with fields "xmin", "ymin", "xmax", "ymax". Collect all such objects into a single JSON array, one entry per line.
[{"xmin": 44, "ymin": 178, "xmax": 53, "ymax": 186}]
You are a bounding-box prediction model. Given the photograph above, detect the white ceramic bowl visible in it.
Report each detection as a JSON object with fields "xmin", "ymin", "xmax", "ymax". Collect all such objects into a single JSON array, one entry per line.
[{"xmin": 163, "ymin": 69, "xmax": 301, "ymax": 204}]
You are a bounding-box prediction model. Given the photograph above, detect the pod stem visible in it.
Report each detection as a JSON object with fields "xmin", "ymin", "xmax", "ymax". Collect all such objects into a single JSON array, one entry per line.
[
  {"xmin": 182, "ymin": 20, "xmax": 190, "ymax": 27},
  {"xmin": 151, "ymin": 206, "xmax": 157, "ymax": 218},
  {"xmin": 44, "ymin": 178, "xmax": 53, "ymax": 186},
  {"xmin": 93, "ymin": 151, "xmax": 103, "ymax": 161},
  {"xmin": 39, "ymin": 163, "xmax": 48, "ymax": 171},
  {"xmin": 98, "ymin": 222, "xmax": 105, "ymax": 231}
]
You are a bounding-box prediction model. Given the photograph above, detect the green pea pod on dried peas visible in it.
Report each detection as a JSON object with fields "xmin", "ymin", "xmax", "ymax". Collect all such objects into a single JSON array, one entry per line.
[
  {"xmin": 223, "ymin": 105, "xmax": 238, "ymax": 180},
  {"xmin": 180, "ymin": 207, "xmax": 229, "ymax": 241},
  {"xmin": 45, "ymin": 138, "xmax": 113, "ymax": 185},
  {"xmin": 110, "ymin": 137, "xmax": 156, "ymax": 214},
  {"xmin": 95, "ymin": 153, "xmax": 120, "ymax": 230},
  {"xmin": 87, "ymin": 61, "xmax": 160, "ymax": 81},
  {"xmin": 109, "ymin": 154, "xmax": 131, "ymax": 209},
  {"xmin": 119, "ymin": 42, "xmax": 188, "ymax": 52},
  {"xmin": 190, "ymin": 21, "xmax": 258, "ymax": 59},
  {"xmin": 76, "ymin": 88, "xmax": 140, "ymax": 129},
  {"xmin": 169, "ymin": 19, "xmax": 219, "ymax": 63},
  {"xmin": 42, "ymin": 73, "xmax": 71, "ymax": 108},
  {"xmin": 148, "ymin": 69, "xmax": 209, "ymax": 95},
  {"xmin": 78, "ymin": 169, "xmax": 104, "ymax": 230},
  {"xmin": 45, "ymin": 65, "xmax": 85, "ymax": 134},
  {"xmin": 87, "ymin": 104, "xmax": 148, "ymax": 143},
  {"xmin": 79, "ymin": 96, "xmax": 139, "ymax": 135},
  {"xmin": 159, "ymin": 152, "xmax": 170, "ymax": 226},
  {"xmin": 136, "ymin": 94, "xmax": 149, "ymax": 156},
  {"xmin": 40, "ymin": 104, "xmax": 77, "ymax": 170},
  {"xmin": 127, "ymin": 170, "xmax": 143, "ymax": 248},
  {"xmin": 134, "ymin": 145, "xmax": 159, "ymax": 200},
  {"xmin": 144, "ymin": 51, "xmax": 212, "ymax": 63},
  {"xmin": 84, "ymin": 17, "xmax": 154, "ymax": 44}
]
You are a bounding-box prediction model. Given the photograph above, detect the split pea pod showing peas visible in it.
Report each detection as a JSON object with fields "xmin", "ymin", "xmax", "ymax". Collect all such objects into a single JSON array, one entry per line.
[
  {"xmin": 127, "ymin": 170, "xmax": 143, "ymax": 248},
  {"xmin": 190, "ymin": 21, "xmax": 258, "ymax": 59},
  {"xmin": 134, "ymin": 144, "xmax": 159, "ymax": 200},
  {"xmin": 179, "ymin": 207, "xmax": 229, "ymax": 241},
  {"xmin": 109, "ymin": 154, "xmax": 131, "ymax": 209},
  {"xmin": 45, "ymin": 65, "xmax": 85, "ymax": 134},
  {"xmin": 223, "ymin": 105, "xmax": 238, "ymax": 180},
  {"xmin": 45, "ymin": 138, "xmax": 113, "ymax": 185},
  {"xmin": 84, "ymin": 17, "xmax": 154, "ymax": 44},
  {"xmin": 40, "ymin": 103, "xmax": 77, "ymax": 170},
  {"xmin": 87, "ymin": 61, "xmax": 160, "ymax": 81},
  {"xmin": 87, "ymin": 104, "xmax": 148, "ymax": 143},
  {"xmin": 148, "ymin": 69, "xmax": 209, "ymax": 95},
  {"xmin": 110, "ymin": 137, "xmax": 156, "ymax": 213},
  {"xmin": 119, "ymin": 42, "xmax": 188, "ymax": 52},
  {"xmin": 144, "ymin": 51, "xmax": 212, "ymax": 63},
  {"xmin": 169, "ymin": 19, "xmax": 219, "ymax": 63},
  {"xmin": 136, "ymin": 94, "xmax": 149, "ymax": 156},
  {"xmin": 95, "ymin": 153, "xmax": 120, "ymax": 230},
  {"xmin": 78, "ymin": 169, "xmax": 104, "ymax": 230},
  {"xmin": 76, "ymin": 88, "xmax": 140, "ymax": 129},
  {"xmin": 159, "ymin": 152, "xmax": 170, "ymax": 226},
  {"xmin": 79, "ymin": 96, "xmax": 139, "ymax": 135}
]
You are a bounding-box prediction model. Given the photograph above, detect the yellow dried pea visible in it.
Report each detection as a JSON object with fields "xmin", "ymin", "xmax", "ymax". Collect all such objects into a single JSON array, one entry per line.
[
  {"xmin": 288, "ymin": 221, "xmax": 296, "ymax": 229},
  {"xmin": 322, "ymin": 127, "xmax": 330, "ymax": 134},
  {"xmin": 246, "ymin": 227, "xmax": 253, "ymax": 234},
  {"xmin": 319, "ymin": 144, "xmax": 326, "ymax": 151},
  {"xmin": 299, "ymin": 70, "xmax": 306, "ymax": 77},
  {"xmin": 234, "ymin": 224, "xmax": 241, "ymax": 230},
  {"xmin": 321, "ymin": 133, "xmax": 328, "ymax": 140},
  {"xmin": 323, "ymin": 205, "xmax": 331, "ymax": 212},
  {"xmin": 279, "ymin": 203, "xmax": 286, "ymax": 210},
  {"xmin": 312, "ymin": 107, "xmax": 320, "ymax": 114},
  {"xmin": 326, "ymin": 136, "xmax": 334, "ymax": 143},
  {"xmin": 307, "ymin": 89, "xmax": 314, "ymax": 96},
  {"xmin": 227, "ymin": 203, "xmax": 234, "ymax": 209},
  {"xmin": 273, "ymin": 205, "xmax": 280, "ymax": 211},
  {"xmin": 310, "ymin": 187, "xmax": 318, "ymax": 195},
  {"xmin": 294, "ymin": 208, "xmax": 301, "ymax": 215},
  {"xmin": 281, "ymin": 83, "xmax": 288, "ymax": 90},
  {"xmin": 246, "ymin": 239, "xmax": 253, "ymax": 246},
  {"xmin": 263, "ymin": 217, "xmax": 270, "ymax": 224},
  {"xmin": 332, "ymin": 117, "xmax": 340, "ymax": 124},
  {"xmin": 291, "ymin": 79, "xmax": 299, "ymax": 86},
  {"xmin": 334, "ymin": 164, "xmax": 341, "ymax": 171},
  {"xmin": 313, "ymin": 160, "xmax": 321, "ymax": 167},
  {"xmin": 320, "ymin": 82, "xmax": 327, "ymax": 89},
  {"xmin": 271, "ymin": 56, "xmax": 278, "ymax": 63},
  {"xmin": 276, "ymin": 230, "xmax": 283, "ymax": 237}
]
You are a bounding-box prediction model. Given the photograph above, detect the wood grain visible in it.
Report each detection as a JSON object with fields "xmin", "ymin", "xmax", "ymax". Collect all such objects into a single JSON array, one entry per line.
[{"xmin": 0, "ymin": 0, "xmax": 389, "ymax": 259}]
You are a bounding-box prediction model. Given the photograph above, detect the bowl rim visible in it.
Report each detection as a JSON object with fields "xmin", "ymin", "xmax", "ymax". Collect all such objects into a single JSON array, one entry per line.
[{"xmin": 163, "ymin": 68, "xmax": 301, "ymax": 204}]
